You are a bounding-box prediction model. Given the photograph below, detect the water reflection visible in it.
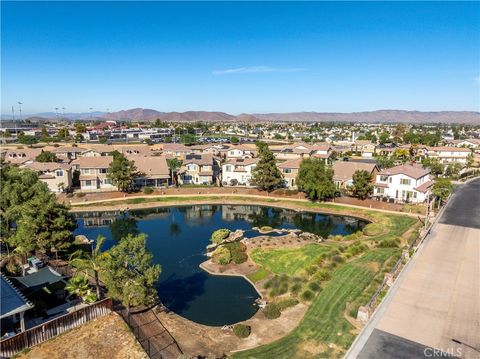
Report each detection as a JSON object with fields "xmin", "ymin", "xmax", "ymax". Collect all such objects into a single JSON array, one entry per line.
[{"xmin": 74, "ymin": 204, "xmax": 367, "ymax": 326}]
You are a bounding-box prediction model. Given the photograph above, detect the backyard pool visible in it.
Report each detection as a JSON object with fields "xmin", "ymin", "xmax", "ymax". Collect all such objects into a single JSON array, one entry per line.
[{"xmin": 74, "ymin": 204, "xmax": 367, "ymax": 326}]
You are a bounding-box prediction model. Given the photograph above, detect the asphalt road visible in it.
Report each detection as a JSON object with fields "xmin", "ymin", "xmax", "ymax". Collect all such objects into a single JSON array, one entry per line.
[
  {"xmin": 440, "ymin": 178, "xmax": 480, "ymax": 229},
  {"xmin": 347, "ymin": 178, "xmax": 480, "ymax": 359}
]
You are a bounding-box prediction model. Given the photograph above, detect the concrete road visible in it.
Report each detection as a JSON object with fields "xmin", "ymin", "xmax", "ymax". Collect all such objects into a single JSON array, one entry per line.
[{"xmin": 347, "ymin": 178, "xmax": 480, "ymax": 359}]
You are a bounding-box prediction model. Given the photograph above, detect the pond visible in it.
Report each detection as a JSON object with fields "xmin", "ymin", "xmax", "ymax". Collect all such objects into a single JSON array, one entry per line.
[{"xmin": 74, "ymin": 204, "xmax": 367, "ymax": 326}]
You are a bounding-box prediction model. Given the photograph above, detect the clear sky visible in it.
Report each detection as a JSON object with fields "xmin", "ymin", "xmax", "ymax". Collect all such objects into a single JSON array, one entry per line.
[{"xmin": 2, "ymin": 1, "xmax": 479, "ymax": 115}]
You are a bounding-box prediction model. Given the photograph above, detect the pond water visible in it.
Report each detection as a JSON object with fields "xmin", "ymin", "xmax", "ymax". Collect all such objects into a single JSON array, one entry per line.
[{"xmin": 74, "ymin": 204, "xmax": 367, "ymax": 326}]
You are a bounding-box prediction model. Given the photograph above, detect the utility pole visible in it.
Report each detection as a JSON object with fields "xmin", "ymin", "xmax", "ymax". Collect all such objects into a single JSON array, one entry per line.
[
  {"xmin": 12, "ymin": 106, "xmax": 17, "ymax": 136},
  {"xmin": 425, "ymin": 192, "xmax": 430, "ymax": 232},
  {"xmin": 55, "ymin": 107, "xmax": 59, "ymax": 119},
  {"xmin": 62, "ymin": 107, "xmax": 66, "ymax": 117}
]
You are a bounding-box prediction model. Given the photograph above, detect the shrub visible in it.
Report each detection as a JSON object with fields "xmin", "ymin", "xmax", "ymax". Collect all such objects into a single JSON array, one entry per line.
[
  {"xmin": 307, "ymin": 281, "xmax": 321, "ymax": 292},
  {"xmin": 212, "ymin": 246, "xmax": 231, "ymax": 265},
  {"xmin": 225, "ymin": 242, "xmax": 248, "ymax": 264},
  {"xmin": 66, "ymin": 193, "xmax": 74, "ymax": 198},
  {"xmin": 76, "ymin": 192, "xmax": 85, "ymax": 198},
  {"xmin": 313, "ymin": 268, "xmax": 331, "ymax": 281},
  {"xmin": 332, "ymin": 254, "xmax": 344, "ymax": 263},
  {"xmin": 377, "ymin": 238, "xmax": 400, "ymax": 248},
  {"xmin": 264, "ymin": 303, "xmax": 281, "ymax": 319},
  {"xmin": 290, "ymin": 283, "xmax": 302, "ymax": 295},
  {"xmin": 300, "ymin": 289, "xmax": 315, "ymax": 301},
  {"xmin": 143, "ymin": 187, "xmax": 154, "ymax": 194},
  {"xmin": 305, "ymin": 265, "xmax": 318, "ymax": 275},
  {"xmin": 260, "ymin": 226, "xmax": 273, "ymax": 232},
  {"xmin": 233, "ymin": 324, "xmax": 251, "ymax": 338},
  {"xmin": 363, "ymin": 223, "xmax": 383, "ymax": 237},
  {"xmin": 275, "ymin": 298, "xmax": 299, "ymax": 311},
  {"xmin": 211, "ymin": 229, "xmax": 231, "ymax": 244}
]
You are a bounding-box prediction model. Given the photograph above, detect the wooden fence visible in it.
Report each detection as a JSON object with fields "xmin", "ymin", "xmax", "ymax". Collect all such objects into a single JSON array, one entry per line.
[{"xmin": 0, "ymin": 298, "xmax": 113, "ymax": 358}]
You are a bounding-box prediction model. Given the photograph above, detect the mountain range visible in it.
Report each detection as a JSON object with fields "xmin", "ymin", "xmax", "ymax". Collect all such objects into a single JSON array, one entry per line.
[{"xmin": 2, "ymin": 108, "xmax": 479, "ymax": 124}]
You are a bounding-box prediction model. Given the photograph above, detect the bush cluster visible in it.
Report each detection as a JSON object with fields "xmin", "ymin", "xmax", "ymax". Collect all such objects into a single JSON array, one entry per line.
[
  {"xmin": 275, "ymin": 298, "xmax": 299, "ymax": 311},
  {"xmin": 212, "ymin": 246, "xmax": 231, "ymax": 265},
  {"xmin": 264, "ymin": 274, "xmax": 289, "ymax": 297},
  {"xmin": 264, "ymin": 303, "xmax": 281, "ymax": 319},
  {"xmin": 363, "ymin": 223, "xmax": 383, "ymax": 237},
  {"xmin": 211, "ymin": 228, "xmax": 231, "ymax": 244},
  {"xmin": 300, "ymin": 289, "xmax": 315, "ymax": 301},
  {"xmin": 143, "ymin": 187, "xmax": 154, "ymax": 194},
  {"xmin": 225, "ymin": 242, "xmax": 248, "ymax": 264},
  {"xmin": 233, "ymin": 324, "xmax": 251, "ymax": 338}
]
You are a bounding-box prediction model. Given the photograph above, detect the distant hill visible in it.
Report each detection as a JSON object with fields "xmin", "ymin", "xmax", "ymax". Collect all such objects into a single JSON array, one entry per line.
[{"xmin": 3, "ymin": 108, "xmax": 479, "ymax": 124}]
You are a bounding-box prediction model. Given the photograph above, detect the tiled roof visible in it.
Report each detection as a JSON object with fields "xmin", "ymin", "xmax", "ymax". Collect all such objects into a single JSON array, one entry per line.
[
  {"xmin": 414, "ymin": 180, "xmax": 434, "ymax": 193},
  {"xmin": 133, "ymin": 156, "xmax": 170, "ymax": 178},
  {"xmin": 277, "ymin": 158, "xmax": 303, "ymax": 169},
  {"xmin": 72, "ymin": 156, "xmax": 113, "ymax": 168},
  {"xmin": 377, "ymin": 164, "xmax": 430, "ymax": 180},
  {"xmin": 332, "ymin": 161, "xmax": 377, "ymax": 181}
]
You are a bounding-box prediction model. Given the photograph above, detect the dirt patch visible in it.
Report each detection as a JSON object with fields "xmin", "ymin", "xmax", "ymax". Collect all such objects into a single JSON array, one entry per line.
[
  {"xmin": 363, "ymin": 261, "xmax": 381, "ymax": 272},
  {"xmin": 18, "ymin": 313, "xmax": 147, "ymax": 359}
]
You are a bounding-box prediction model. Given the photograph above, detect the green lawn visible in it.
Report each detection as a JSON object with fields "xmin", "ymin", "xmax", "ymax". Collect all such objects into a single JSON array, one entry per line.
[
  {"xmin": 246, "ymin": 267, "xmax": 271, "ymax": 282},
  {"xmin": 250, "ymin": 243, "xmax": 335, "ymax": 276},
  {"xmin": 234, "ymin": 248, "xmax": 397, "ymax": 359}
]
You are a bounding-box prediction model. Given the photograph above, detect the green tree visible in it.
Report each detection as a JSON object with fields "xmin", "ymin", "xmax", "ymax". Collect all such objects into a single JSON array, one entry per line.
[
  {"xmin": 378, "ymin": 132, "xmax": 390, "ymax": 145},
  {"xmin": 296, "ymin": 158, "xmax": 336, "ymax": 200},
  {"xmin": 445, "ymin": 163, "xmax": 462, "ymax": 178},
  {"xmin": 351, "ymin": 170, "xmax": 374, "ymax": 200},
  {"xmin": 107, "ymin": 151, "xmax": 139, "ymax": 192},
  {"xmin": 250, "ymin": 142, "xmax": 283, "ymax": 191},
  {"xmin": 432, "ymin": 178, "xmax": 453, "ymax": 202},
  {"xmin": 70, "ymin": 235, "xmax": 106, "ymax": 299},
  {"xmin": 98, "ymin": 136, "xmax": 108, "ymax": 144},
  {"xmin": 422, "ymin": 157, "xmax": 443, "ymax": 176},
  {"xmin": 35, "ymin": 150, "xmax": 58, "ymax": 163},
  {"xmin": 0, "ymin": 164, "xmax": 76, "ymax": 256},
  {"xmin": 2, "ymin": 129, "xmax": 11, "ymax": 138},
  {"xmin": 100, "ymin": 233, "xmax": 161, "ymax": 312},
  {"xmin": 376, "ymin": 156, "xmax": 395, "ymax": 169},
  {"xmin": 57, "ymin": 127, "xmax": 69, "ymax": 139},
  {"xmin": 166, "ymin": 158, "xmax": 182, "ymax": 187},
  {"xmin": 230, "ymin": 136, "xmax": 240, "ymax": 144},
  {"xmin": 75, "ymin": 123, "xmax": 87, "ymax": 133},
  {"xmin": 18, "ymin": 133, "xmax": 37, "ymax": 146}
]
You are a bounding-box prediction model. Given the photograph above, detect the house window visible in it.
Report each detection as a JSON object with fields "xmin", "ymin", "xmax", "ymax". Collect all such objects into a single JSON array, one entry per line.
[
  {"xmin": 380, "ymin": 175, "xmax": 388, "ymax": 182},
  {"xmin": 400, "ymin": 178, "xmax": 411, "ymax": 185},
  {"xmin": 85, "ymin": 180, "xmax": 92, "ymax": 186},
  {"xmin": 103, "ymin": 179, "xmax": 112, "ymax": 185},
  {"xmin": 413, "ymin": 192, "xmax": 417, "ymax": 199},
  {"xmin": 99, "ymin": 168, "xmax": 107, "ymax": 174},
  {"xmin": 377, "ymin": 187, "xmax": 385, "ymax": 194},
  {"xmin": 283, "ymin": 168, "xmax": 292, "ymax": 174},
  {"xmin": 82, "ymin": 169, "xmax": 91, "ymax": 175},
  {"xmin": 389, "ymin": 177, "xmax": 392, "ymax": 183},
  {"xmin": 55, "ymin": 170, "xmax": 63, "ymax": 177},
  {"xmin": 225, "ymin": 165, "xmax": 232, "ymax": 172}
]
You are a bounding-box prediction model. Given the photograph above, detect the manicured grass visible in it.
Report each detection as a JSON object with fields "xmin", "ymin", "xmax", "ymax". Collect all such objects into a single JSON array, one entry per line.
[
  {"xmin": 247, "ymin": 267, "xmax": 271, "ymax": 283},
  {"xmin": 234, "ymin": 249, "xmax": 397, "ymax": 359},
  {"xmin": 251, "ymin": 244, "xmax": 335, "ymax": 276}
]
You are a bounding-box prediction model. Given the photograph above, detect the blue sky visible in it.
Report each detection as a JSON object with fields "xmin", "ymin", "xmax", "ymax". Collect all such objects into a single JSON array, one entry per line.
[{"xmin": 2, "ymin": 1, "xmax": 479, "ymax": 115}]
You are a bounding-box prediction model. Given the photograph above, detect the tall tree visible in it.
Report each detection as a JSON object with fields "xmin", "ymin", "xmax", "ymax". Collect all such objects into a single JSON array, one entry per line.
[
  {"xmin": 166, "ymin": 158, "xmax": 182, "ymax": 187},
  {"xmin": 107, "ymin": 151, "xmax": 139, "ymax": 192},
  {"xmin": 0, "ymin": 164, "xmax": 76, "ymax": 257},
  {"xmin": 35, "ymin": 150, "xmax": 58, "ymax": 163},
  {"xmin": 432, "ymin": 178, "xmax": 453, "ymax": 202},
  {"xmin": 351, "ymin": 170, "xmax": 374, "ymax": 200},
  {"xmin": 250, "ymin": 142, "xmax": 283, "ymax": 191},
  {"xmin": 100, "ymin": 233, "xmax": 161, "ymax": 312},
  {"xmin": 296, "ymin": 158, "xmax": 336, "ymax": 200}
]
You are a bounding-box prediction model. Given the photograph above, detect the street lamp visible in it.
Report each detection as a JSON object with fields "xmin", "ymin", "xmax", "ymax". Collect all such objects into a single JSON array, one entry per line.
[{"xmin": 17, "ymin": 102, "xmax": 23, "ymax": 121}]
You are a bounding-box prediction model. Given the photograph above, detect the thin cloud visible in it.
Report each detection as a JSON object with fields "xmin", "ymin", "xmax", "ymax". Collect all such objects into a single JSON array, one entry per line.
[{"xmin": 212, "ymin": 66, "xmax": 306, "ymax": 75}]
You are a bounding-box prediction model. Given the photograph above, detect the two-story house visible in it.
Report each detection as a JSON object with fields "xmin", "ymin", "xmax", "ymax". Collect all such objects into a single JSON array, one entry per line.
[
  {"xmin": 373, "ymin": 164, "xmax": 433, "ymax": 203},
  {"xmin": 52, "ymin": 146, "xmax": 87, "ymax": 161},
  {"xmin": 178, "ymin": 154, "xmax": 218, "ymax": 185},
  {"xmin": 277, "ymin": 158, "xmax": 301, "ymax": 188},
  {"xmin": 162, "ymin": 143, "xmax": 193, "ymax": 158},
  {"xmin": 71, "ymin": 156, "xmax": 115, "ymax": 192},
  {"xmin": 25, "ymin": 162, "xmax": 73, "ymax": 192},
  {"xmin": 221, "ymin": 158, "xmax": 258, "ymax": 186},
  {"xmin": 353, "ymin": 140, "xmax": 376, "ymax": 158},
  {"xmin": 332, "ymin": 161, "xmax": 378, "ymax": 189},
  {"xmin": 225, "ymin": 145, "xmax": 256, "ymax": 159},
  {"xmin": 426, "ymin": 146, "xmax": 471, "ymax": 165},
  {"xmin": 132, "ymin": 156, "xmax": 171, "ymax": 188}
]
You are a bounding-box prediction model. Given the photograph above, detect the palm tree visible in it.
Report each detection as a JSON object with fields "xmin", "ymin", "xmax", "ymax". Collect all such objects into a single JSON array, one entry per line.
[
  {"xmin": 70, "ymin": 235, "xmax": 106, "ymax": 299},
  {"xmin": 166, "ymin": 158, "xmax": 183, "ymax": 187},
  {"xmin": 65, "ymin": 276, "xmax": 96, "ymax": 304}
]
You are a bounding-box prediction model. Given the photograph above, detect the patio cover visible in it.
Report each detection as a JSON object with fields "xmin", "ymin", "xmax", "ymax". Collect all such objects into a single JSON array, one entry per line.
[{"xmin": 0, "ymin": 274, "xmax": 34, "ymax": 319}]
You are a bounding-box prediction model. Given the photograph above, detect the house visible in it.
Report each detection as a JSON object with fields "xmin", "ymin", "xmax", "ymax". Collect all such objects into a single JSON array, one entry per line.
[
  {"xmin": 25, "ymin": 162, "xmax": 73, "ymax": 192},
  {"xmin": 221, "ymin": 158, "xmax": 258, "ymax": 186},
  {"xmin": 162, "ymin": 143, "xmax": 192, "ymax": 158},
  {"xmin": 273, "ymin": 143, "xmax": 312, "ymax": 160},
  {"xmin": 373, "ymin": 164, "xmax": 433, "ymax": 203},
  {"xmin": 426, "ymin": 146, "xmax": 471, "ymax": 165},
  {"xmin": 446, "ymin": 139, "xmax": 480, "ymax": 150},
  {"xmin": 332, "ymin": 161, "xmax": 378, "ymax": 189},
  {"xmin": 353, "ymin": 140, "xmax": 376, "ymax": 158},
  {"xmin": 71, "ymin": 156, "xmax": 115, "ymax": 192},
  {"xmin": 132, "ymin": 156, "xmax": 171, "ymax": 188},
  {"xmin": 311, "ymin": 143, "xmax": 333, "ymax": 163},
  {"xmin": 52, "ymin": 146, "xmax": 87, "ymax": 161},
  {"xmin": 225, "ymin": 145, "xmax": 256, "ymax": 159},
  {"xmin": 3, "ymin": 148, "xmax": 43, "ymax": 165},
  {"xmin": 178, "ymin": 154, "xmax": 218, "ymax": 185},
  {"xmin": 277, "ymin": 158, "xmax": 302, "ymax": 188}
]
